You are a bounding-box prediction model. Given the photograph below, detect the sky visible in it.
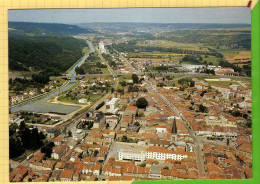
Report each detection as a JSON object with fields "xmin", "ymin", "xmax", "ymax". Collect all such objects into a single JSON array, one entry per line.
[{"xmin": 8, "ymin": 7, "xmax": 251, "ymax": 24}]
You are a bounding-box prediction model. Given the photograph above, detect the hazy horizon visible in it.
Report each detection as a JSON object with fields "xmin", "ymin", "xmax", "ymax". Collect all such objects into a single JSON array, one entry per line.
[{"xmin": 8, "ymin": 7, "xmax": 251, "ymax": 24}]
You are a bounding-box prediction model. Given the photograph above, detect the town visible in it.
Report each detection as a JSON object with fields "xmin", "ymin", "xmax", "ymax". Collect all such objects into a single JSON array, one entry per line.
[{"xmin": 8, "ymin": 18, "xmax": 252, "ymax": 182}]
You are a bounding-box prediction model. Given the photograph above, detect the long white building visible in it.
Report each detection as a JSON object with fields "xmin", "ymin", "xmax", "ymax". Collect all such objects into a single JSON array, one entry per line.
[
  {"xmin": 118, "ymin": 146, "xmax": 195, "ymax": 162},
  {"xmin": 118, "ymin": 148, "xmax": 146, "ymax": 162}
]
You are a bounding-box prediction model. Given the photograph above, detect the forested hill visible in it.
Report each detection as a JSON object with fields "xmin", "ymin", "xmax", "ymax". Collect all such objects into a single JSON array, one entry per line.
[
  {"xmin": 9, "ymin": 35, "xmax": 87, "ymax": 83},
  {"xmin": 9, "ymin": 21, "xmax": 96, "ymax": 35}
]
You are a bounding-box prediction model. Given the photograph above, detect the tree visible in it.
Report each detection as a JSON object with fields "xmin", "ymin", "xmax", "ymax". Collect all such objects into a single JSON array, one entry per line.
[
  {"xmin": 120, "ymin": 81, "xmax": 127, "ymax": 86},
  {"xmin": 94, "ymin": 150, "xmax": 99, "ymax": 157},
  {"xmin": 140, "ymin": 163, "xmax": 146, "ymax": 167},
  {"xmin": 75, "ymin": 66, "xmax": 85, "ymax": 75},
  {"xmin": 121, "ymin": 135, "xmax": 128, "ymax": 142},
  {"xmin": 68, "ymin": 130, "xmax": 72, "ymax": 137},
  {"xmin": 41, "ymin": 146, "xmax": 53, "ymax": 158},
  {"xmin": 134, "ymin": 122, "xmax": 140, "ymax": 126},
  {"xmin": 163, "ymin": 166, "xmax": 169, "ymax": 170},
  {"xmin": 106, "ymin": 123, "xmax": 109, "ymax": 129},
  {"xmin": 136, "ymin": 97, "xmax": 148, "ymax": 109},
  {"xmin": 198, "ymin": 104, "xmax": 208, "ymax": 113},
  {"xmin": 232, "ymin": 110, "xmax": 242, "ymax": 117},
  {"xmin": 131, "ymin": 74, "xmax": 139, "ymax": 84},
  {"xmin": 9, "ymin": 137, "xmax": 24, "ymax": 159},
  {"xmin": 62, "ymin": 127, "xmax": 67, "ymax": 135},
  {"xmin": 111, "ymin": 87, "xmax": 115, "ymax": 93}
]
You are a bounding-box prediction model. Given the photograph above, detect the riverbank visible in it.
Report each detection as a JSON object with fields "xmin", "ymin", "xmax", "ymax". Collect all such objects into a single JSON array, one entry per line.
[
  {"xmin": 10, "ymin": 80, "xmax": 70, "ymax": 109},
  {"xmin": 66, "ymin": 46, "xmax": 90, "ymax": 74}
]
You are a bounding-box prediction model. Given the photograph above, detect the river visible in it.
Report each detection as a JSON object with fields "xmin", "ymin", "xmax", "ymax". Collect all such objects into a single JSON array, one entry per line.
[{"xmin": 10, "ymin": 40, "xmax": 95, "ymax": 114}]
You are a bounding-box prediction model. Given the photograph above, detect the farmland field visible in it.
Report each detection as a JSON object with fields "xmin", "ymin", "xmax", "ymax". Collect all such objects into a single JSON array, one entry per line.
[{"xmin": 137, "ymin": 40, "xmax": 208, "ymax": 51}]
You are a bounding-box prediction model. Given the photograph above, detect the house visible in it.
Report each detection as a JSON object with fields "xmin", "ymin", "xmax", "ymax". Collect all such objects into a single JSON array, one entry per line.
[
  {"xmin": 53, "ymin": 136, "xmax": 63, "ymax": 145},
  {"xmin": 46, "ymin": 128, "xmax": 60, "ymax": 139},
  {"xmin": 211, "ymin": 84, "xmax": 231, "ymax": 93},
  {"xmin": 161, "ymin": 169, "xmax": 178, "ymax": 180},
  {"xmin": 72, "ymin": 170, "xmax": 81, "ymax": 181},
  {"xmin": 81, "ymin": 117, "xmax": 96, "ymax": 123},
  {"xmin": 106, "ymin": 98, "xmax": 120, "ymax": 110},
  {"xmin": 121, "ymin": 117, "xmax": 132, "ymax": 128},
  {"xmin": 148, "ymin": 139, "xmax": 170, "ymax": 147},
  {"xmin": 51, "ymin": 144, "xmax": 68, "ymax": 159},
  {"xmin": 105, "ymin": 115, "xmax": 118, "ymax": 129},
  {"xmin": 60, "ymin": 169, "xmax": 74, "ymax": 182},
  {"xmin": 185, "ymin": 87, "xmax": 197, "ymax": 94},
  {"xmin": 204, "ymin": 92, "xmax": 216, "ymax": 100},
  {"xmin": 124, "ymin": 106, "xmax": 138, "ymax": 117},
  {"xmin": 149, "ymin": 165, "xmax": 162, "ymax": 179},
  {"xmin": 42, "ymin": 160, "xmax": 56, "ymax": 170},
  {"xmin": 10, "ymin": 165, "xmax": 30, "ymax": 182},
  {"xmin": 83, "ymin": 157, "xmax": 97, "ymax": 165},
  {"xmin": 102, "ymin": 164, "xmax": 112, "ymax": 176},
  {"xmin": 120, "ymin": 95, "xmax": 130, "ymax": 104},
  {"xmin": 195, "ymin": 83, "xmax": 208, "ymax": 90},
  {"xmin": 112, "ymin": 91, "xmax": 121, "ymax": 98}
]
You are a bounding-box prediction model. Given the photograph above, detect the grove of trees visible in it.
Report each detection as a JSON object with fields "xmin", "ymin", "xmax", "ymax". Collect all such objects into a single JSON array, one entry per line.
[{"xmin": 9, "ymin": 121, "xmax": 46, "ymax": 159}]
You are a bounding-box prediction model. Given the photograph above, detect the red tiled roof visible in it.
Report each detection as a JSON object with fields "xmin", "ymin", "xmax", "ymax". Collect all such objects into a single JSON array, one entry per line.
[
  {"xmin": 53, "ymin": 136, "xmax": 62, "ymax": 142},
  {"xmin": 60, "ymin": 169, "xmax": 74, "ymax": 179},
  {"xmin": 125, "ymin": 106, "xmax": 138, "ymax": 111}
]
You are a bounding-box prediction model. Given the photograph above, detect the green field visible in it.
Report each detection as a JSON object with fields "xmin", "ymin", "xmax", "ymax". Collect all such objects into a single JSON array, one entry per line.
[
  {"xmin": 206, "ymin": 80, "xmax": 242, "ymax": 87},
  {"xmin": 170, "ymin": 56, "xmax": 183, "ymax": 62},
  {"xmin": 137, "ymin": 40, "xmax": 207, "ymax": 51},
  {"xmin": 58, "ymin": 96, "xmax": 80, "ymax": 104},
  {"xmin": 101, "ymin": 68, "xmax": 111, "ymax": 74}
]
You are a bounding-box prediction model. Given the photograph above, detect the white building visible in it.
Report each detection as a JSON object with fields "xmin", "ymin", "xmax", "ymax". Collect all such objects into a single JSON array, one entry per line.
[
  {"xmin": 105, "ymin": 115, "xmax": 118, "ymax": 129},
  {"xmin": 118, "ymin": 148, "xmax": 146, "ymax": 162},
  {"xmin": 105, "ymin": 98, "xmax": 120, "ymax": 110},
  {"xmin": 118, "ymin": 146, "xmax": 194, "ymax": 162},
  {"xmin": 145, "ymin": 147, "xmax": 193, "ymax": 161},
  {"xmin": 78, "ymin": 98, "xmax": 88, "ymax": 103},
  {"xmin": 99, "ymin": 42, "xmax": 106, "ymax": 53}
]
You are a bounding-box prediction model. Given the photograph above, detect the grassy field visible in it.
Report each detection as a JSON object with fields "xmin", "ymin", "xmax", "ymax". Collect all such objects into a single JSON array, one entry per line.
[
  {"xmin": 171, "ymin": 56, "xmax": 183, "ymax": 62},
  {"xmin": 88, "ymin": 93, "xmax": 105, "ymax": 103},
  {"xmin": 137, "ymin": 41, "xmax": 207, "ymax": 51},
  {"xmin": 195, "ymin": 76, "xmax": 251, "ymax": 87},
  {"xmin": 58, "ymin": 96, "xmax": 79, "ymax": 104},
  {"xmin": 226, "ymin": 51, "xmax": 251, "ymax": 63},
  {"xmin": 206, "ymin": 80, "xmax": 241, "ymax": 87},
  {"xmin": 101, "ymin": 68, "xmax": 111, "ymax": 74},
  {"xmin": 216, "ymin": 48, "xmax": 251, "ymax": 64},
  {"xmin": 202, "ymin": 56, "xmax": 220, "ymax": 65},
  {"xmin": 129, "ymin": 58, "xmax": 170, "ymax": 61}
]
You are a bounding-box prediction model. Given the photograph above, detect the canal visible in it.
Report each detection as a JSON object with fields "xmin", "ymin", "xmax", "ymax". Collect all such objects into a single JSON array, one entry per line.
[{"xmin": 10, "ymin": 40, "xmax": 95, "ymax": 114}]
